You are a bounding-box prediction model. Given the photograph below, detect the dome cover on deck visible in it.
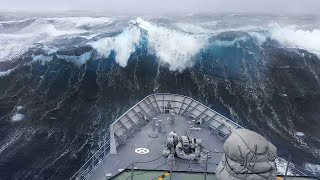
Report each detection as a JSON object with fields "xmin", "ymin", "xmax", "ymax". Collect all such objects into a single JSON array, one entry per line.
[{"xmin": 216, "ymin": 129, "xmax": 277, "ymax": 180}]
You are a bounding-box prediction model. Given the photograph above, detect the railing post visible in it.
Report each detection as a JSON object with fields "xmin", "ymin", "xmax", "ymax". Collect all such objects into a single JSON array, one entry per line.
[
  {"xmin": 92, "ymin": 156, "xmax": 95, "ymax": 171},
  {"xmin": 284, "ymin": 155, "xmax": 291, "ymax": 180},
  {"xmin": 169, "ymin": 152, "xmax": 174, "ymax": 180},
  {"xmin": 104, "ymin": 143, "xmax": 106, "ymax": 158},
  {"xmin": 292, "ymin": 161, "xmax": 295, "ymax": 176},
  {"xmin": 204, "ymin": 153, "xmax": 208, "ymax": 180},
  {"xmin": 131, "ymin": 163, "xmax": 134, "ymax": 180}
]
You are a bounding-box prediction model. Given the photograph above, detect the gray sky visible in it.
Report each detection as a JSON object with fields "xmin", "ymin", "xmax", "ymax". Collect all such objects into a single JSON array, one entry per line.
[{"xmin": 0, "ymin": 0, "xmax": 319, "ymax": 14}]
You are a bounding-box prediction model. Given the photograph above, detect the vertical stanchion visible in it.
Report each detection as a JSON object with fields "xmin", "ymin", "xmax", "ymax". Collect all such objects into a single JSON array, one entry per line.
[
  {"xmin": 204, "ymin": 153, "xmax": 208, "ymax": 180},
  {"xmin": 103, "ymin": 143, "xmax": 106, "ymax": 158},
  {"xmin": 292, "ymin": 161, "xmax": 295, "ymax": 176},
  {"xmin": 284, "ymin": 155, "xmax": 291, "ymax": 180},
  {"xmin": 131, "ymin": 163, "xmax": 134, "ymax": 180},
  {"xmin": 92, "ymin": 156, "xmax": 95, "ymax": 171},
  {"xmin": 169, "ymin": 152, "xmax": 174, "ymax": 180}
]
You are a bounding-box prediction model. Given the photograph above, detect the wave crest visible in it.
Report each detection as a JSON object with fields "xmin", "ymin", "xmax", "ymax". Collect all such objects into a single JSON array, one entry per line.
[
  {"xmin": 89, "ymin": 25, "xmax": 141, "ymax": 67},
  {"xmin": 89, "ymin": 18, "xmax": 208, "ymax": 71},
  {"xmin": 268, "ymin": 24, "xmax": 320, "ymax": 56},
  {"xmin": 2, "ymin": 16, "xmax": 320, "ymax": 73},
  {"xmin": 136, "ymin": 18, "xmax": 208, "ymax": 70}
]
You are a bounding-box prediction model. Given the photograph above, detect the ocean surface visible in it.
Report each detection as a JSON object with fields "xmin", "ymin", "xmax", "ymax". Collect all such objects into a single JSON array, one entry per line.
[{"xmin": 0, "ymin": 12, "xmax": 320, "ymax": 179}]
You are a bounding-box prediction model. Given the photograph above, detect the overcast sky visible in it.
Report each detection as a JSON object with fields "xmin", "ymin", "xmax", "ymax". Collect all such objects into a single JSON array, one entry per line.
[{"xmin": 0, "ymin": 0, "xmax": 319, "ymax": 14}]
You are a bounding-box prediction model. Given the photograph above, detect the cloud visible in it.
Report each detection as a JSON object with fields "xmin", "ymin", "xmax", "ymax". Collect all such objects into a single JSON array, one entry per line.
[{"xmin": 0, "ymin": 0, "xmax": 319, "ymax": 14}]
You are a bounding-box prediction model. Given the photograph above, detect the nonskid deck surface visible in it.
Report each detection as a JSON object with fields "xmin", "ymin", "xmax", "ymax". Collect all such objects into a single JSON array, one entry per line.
[{"xmin": 89, "ymin": 114, "xmax": 224, "ymax": 180}]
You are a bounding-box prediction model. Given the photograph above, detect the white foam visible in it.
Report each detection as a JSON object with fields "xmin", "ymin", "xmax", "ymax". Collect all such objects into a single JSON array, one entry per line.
[
  {"xmin": 11, "ymin": 113, "xmax": 25, "ymax": 122},
  {"xmin": 0, "ymin": 17, "xmax": 114, "ymax": 62},
  {"xmin": 213, "ymin": 25, "xmax": 264, "ymax": 34},
  {"xmin": 42, "ymin": 45, "xmax": 59, "ymax": 54},
  {"xmin": 33, "ymin": 55, "xmax": 53, "ymax": 65},
  {"xmin": 79, "ymin": 33, "xmax": 100, "ymax": 40},
  {"xmin": 200, "ymin": 21, "xmax": 220, "ymax": 27},
  {"xmin": 89, "ymin": 18, "xmax": 208, "ymax": 70},
  {"xmin": 275, "ymin": 158, "xmax": 294, "ymax": 175},
  {"xmin": 19, "ymin": 21, "xmax": 84, "ymax": 37},
  {"xmin": 213, "ymin": 36, "xmax": 249, "ymax": 47},
  {"xmin": 305, "ymin": 163, "xmax": 320, "ymax": 176},
  {"xmin": 0, "ymin": 33, "xmax": 35, "ymax": 62},
  {"xmin": 89, "ymin": 26, "xmax": 141, "ymax": 67},
  {"xmin": 268, "ymin": 24, "xmax": 320, "ymax": 56},
  {"xmin": 16, "ymin": 106, "xmax": 23, "ymax": 110},
  {"xmin": 56, "ymin": 51, "xmax": 92, "ymax": 66},
  {"xmin": 89, "ymin": 38, "xmax": 113, "ymax": 58},
  {"xmin": 174, "ymin": 23, "xmax": 212, "ymax": 34},
  {"xmin": 136, "ymin": 18, "xmax": 208, "ymax": 71},
  {"xmin": 51, "ymin": 17, "xmax": 114, "ymax": 28},
  {"xmin": 113, "ymin": 27, "xmax": 141, "ymax": 67},
  {"xmin": 249, "ymin": 32, "xmax": 267, "ymax": 46},
  {"xmin": 4, "ymin": 16, "xmax": 319, "ymax": 71},
  {"xmin": 19, "ymin": 17, "xmax": 114, "ymax": 36},
  {"xmin": 0, "ymin": 18, "xmax": 35, "ymax": 24},
  {"xmin": 0, "ymin": 68, "xmax": 14, "ymax": 77}
]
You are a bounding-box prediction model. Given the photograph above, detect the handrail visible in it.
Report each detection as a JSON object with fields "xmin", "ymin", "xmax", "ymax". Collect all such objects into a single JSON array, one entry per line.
[
  {"xmin": 109, "ymin": 93, "xmax": 244, "ymax": 154},
  {"xmin": 109, "ymin": 93, "xmax": 244, "ymax": 128},
  {"xmin": 69, "ymin": 140, "xmax": 110, "ymax": 180},
  {"xmin": 152, "ymin": 93, "xmax": 244, "ymax": 129}
]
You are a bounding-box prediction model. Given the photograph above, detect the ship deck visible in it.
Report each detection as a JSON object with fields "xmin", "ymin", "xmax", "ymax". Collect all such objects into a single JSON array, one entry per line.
[
  {"xmin": 70, "ymin": 94, "xmax": 318, "ymax": 180},
  {"xmin": 89, "ymin": 113, "xmax": 224, "ymax": 180}
]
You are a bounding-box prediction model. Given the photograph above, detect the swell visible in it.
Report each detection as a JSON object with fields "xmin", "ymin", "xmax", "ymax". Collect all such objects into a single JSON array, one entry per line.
[{"xmin": 2, "ymin": 17, "xmax": 320, "ymax": 72}]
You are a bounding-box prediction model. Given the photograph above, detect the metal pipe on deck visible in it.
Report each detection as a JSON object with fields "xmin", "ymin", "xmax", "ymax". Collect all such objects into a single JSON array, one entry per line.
[
  {"xmin": 131, "ymin": 163, "xmax": 134, "ymax": 180},
  {"xmin": 169, "ymin": 150, "xmax": 174, "ymax": 180},
  {"xmin": 204, "ymin": 153, "xmax": 208, "ymax": 180}
]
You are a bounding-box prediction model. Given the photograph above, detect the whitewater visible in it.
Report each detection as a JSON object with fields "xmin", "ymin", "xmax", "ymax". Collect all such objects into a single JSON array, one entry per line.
[
  {"xmin": 1, "ymin": 15, "xmax": 320, "ymax": 72},
  {"xmin": 0, "ymin": 13, "xmax": 320, "ymax": 179}
]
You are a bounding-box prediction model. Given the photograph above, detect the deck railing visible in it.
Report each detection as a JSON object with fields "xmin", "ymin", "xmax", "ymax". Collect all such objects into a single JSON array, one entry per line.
[
  {"xmin": 69, "ymin": 140, "xmax": 110, "ymax": 180},
  {"xmin": 109, "ymin": 93, "xmax": 244, "ymax": 154}
]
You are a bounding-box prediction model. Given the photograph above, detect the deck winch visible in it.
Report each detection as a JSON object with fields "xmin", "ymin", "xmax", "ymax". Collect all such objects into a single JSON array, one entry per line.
[{"xmin": 162, "ymin": 131, "xmax": 209, "ymax": 161}]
